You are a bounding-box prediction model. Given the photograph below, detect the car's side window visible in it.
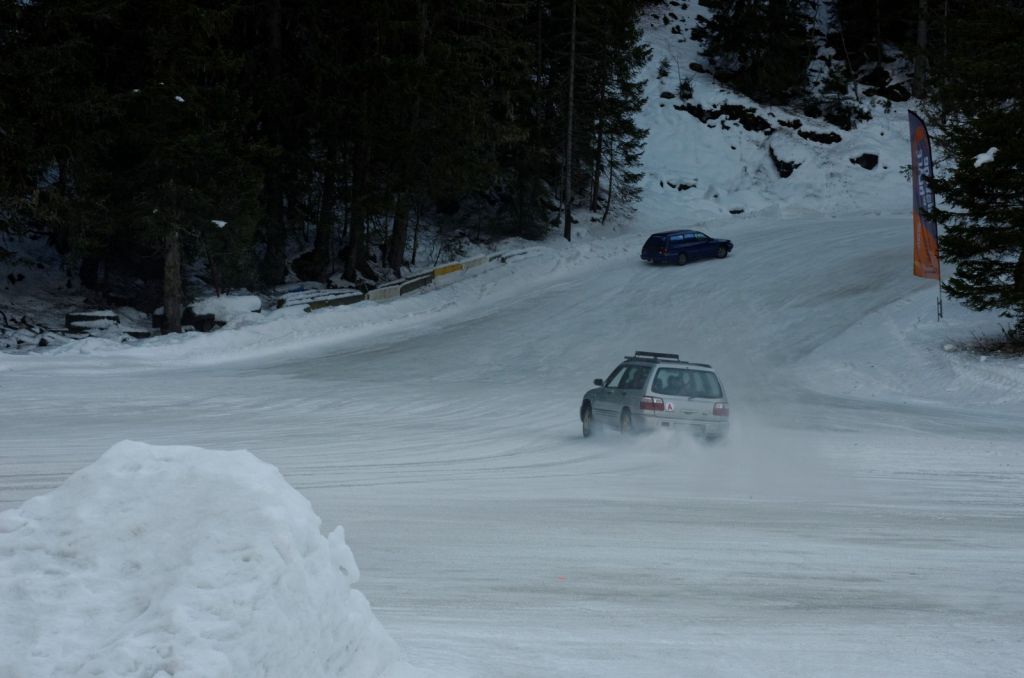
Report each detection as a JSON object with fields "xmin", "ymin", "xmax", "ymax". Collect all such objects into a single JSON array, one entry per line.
[
  {"xmin": 622, "ymin": 366, "xmax": 650, "ymax": 390},
  {"xmin": 607, "ymin": 365, "xmax": 650, "ymax": 389},
  {"xmin": 695, "ymin": 232, "xmax": 709, "ymax": 241},
  {"xmin": 604, "ymin": 366, "xmax": 626, "ymax": 388}
]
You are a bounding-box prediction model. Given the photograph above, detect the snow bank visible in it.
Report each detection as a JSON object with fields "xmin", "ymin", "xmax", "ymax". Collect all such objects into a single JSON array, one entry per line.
[
  {"xmin": 190, "ymin": 294, "xmax": 263, "ymax": 322},
  {"xmin": 0, "ymin": 441, "xmax": 410, "ymax": 678}
]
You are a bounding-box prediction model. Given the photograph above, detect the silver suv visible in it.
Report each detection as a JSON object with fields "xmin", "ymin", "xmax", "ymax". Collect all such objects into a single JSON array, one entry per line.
[{"xmin": 580, "ymin": 351, "xmax": 729, "ymax": 440}]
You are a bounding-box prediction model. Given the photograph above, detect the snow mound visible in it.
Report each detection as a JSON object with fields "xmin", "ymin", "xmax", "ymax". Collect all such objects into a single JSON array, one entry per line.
[
  {"xmin": 0, "ymin": 441, "xmax": 409, "ymax": 678},
  {"xmin": 190, "ymin": 294, "xmax": 263, "ymax": 322}
]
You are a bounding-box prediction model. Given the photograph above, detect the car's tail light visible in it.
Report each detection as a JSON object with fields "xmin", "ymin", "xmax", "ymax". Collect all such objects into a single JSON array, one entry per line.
[
  {"xmin": 713, "ymin": 402, "xmax": 729, "ymax": 417},
  {"xmin": 640, "ymin": 396, "xmax": 665, "ymax": 411},
  {"xmin": 658, "ymin": 248, "xmax": 667, "ymax": 255}
]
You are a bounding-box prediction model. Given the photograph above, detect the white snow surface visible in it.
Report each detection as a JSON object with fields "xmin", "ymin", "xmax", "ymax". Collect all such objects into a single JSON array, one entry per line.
[
  {"xmin": 190, "ymin": 294, "xmax": 263, "ymax": 322},
  {"xmin": 0, "ymin": 440, "xmax": 416, "ymax": 678},
  {"xmin": 1, "ymin": 4, "xmax": 1023, "ymax": 678},
  {"xmin": 973, "ymin": 146, "xmax": 998, "ymax": 167}
]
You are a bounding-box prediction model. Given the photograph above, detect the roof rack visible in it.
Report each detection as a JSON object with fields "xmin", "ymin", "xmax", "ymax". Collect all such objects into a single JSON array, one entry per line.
[
  {"xmin": 631, "ymin": 351, "xmax": 680, "ymax": 362},
  {"xmin": 627, "ymin": 351, "xmax": 711, "ymax": 368}
]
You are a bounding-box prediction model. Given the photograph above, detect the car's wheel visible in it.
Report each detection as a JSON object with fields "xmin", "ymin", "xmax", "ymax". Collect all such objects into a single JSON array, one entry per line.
[
  {"xmin": 676, "ymin": 252, "xmax": 688, "ymax": 266},
  {"xmin": 582, "ymin": 405, "xmax": 593, "ymax": 438},
  {"xmin": 716, "ymin": 245, "xmax": 728, "ymax": 259},
  {"xmin": 619, "ymin": 409, "xmax": 633, "ymax": 434}
]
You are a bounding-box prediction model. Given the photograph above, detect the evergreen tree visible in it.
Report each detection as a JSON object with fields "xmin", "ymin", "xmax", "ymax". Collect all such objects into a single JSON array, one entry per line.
[
  {"xmin": 927, "ymin": 1, "xmax": 1024, "ymax": 342},
  {"xmin": 0, "ymin": 0, "xmax": 656, "ymax": 309},
  {"xmin": 698, "ymin": 0, "xmax": 814, "ymax": 105},
  {"xmin": 5, "ymin": 0, "xmax": 262, "ymax": 328}
]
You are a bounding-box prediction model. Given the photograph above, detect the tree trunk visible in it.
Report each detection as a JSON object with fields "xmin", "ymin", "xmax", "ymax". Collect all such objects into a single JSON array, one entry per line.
[
  {"xmin": 262, "ymin": 175, "xmax": 287, "ymax": 284},
  {"xmin": 313, "ymin": 144, "xmax": 337, "ymax": 283},
  {"xmin": 874, "ymin": 0, "xmax": 883, "ymax": 68},
  {"xmin": 562, "ymin": 0, "xmax": 576, "ymax": 242},
  {"xmin": 1014, "ymin": 249, "xmax": 1024, "ymax": 305},
  {"xmin": 344, "ymin": 192, "xmax": 364, "ymax": 283},
  {"xmin": 410, "ymin": 205, "xmax": 421, "ymax": 266},
  {"xmin": 344, "ymin": 152, "xmax": 366, "ymax": 283},
  {"xmin": 913, "ymin": 0, "xmax": 929, "ymax": 97},
  {"xmin": 260, "ymin": 0, "xmax": 287, "ymax": 285},
  {"xmin": 590, "ymin": 76, "xmax": 606, "ymax": 213},
  {"xmin": 163, "ymin": 228, "xmax": 183, "ymax": 334},
  {"xmin": 601, "ymin": 153, "xmax": 614, "ymax": 224},
  {"xmin": 388, "ymin": 195, "xmax": 408, "ymax": 277}
]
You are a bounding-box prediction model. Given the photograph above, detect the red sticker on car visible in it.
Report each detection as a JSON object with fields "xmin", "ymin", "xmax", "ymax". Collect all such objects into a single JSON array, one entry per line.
[{"xmin": 666, "ymin": 402, "xmax": 674, "ymax": 411}]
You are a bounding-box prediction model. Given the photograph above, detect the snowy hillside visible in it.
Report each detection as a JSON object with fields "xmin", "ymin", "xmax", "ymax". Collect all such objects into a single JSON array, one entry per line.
[{"xmin": 637, "ymin": 5, "xmax": 908, "ymax": 223}]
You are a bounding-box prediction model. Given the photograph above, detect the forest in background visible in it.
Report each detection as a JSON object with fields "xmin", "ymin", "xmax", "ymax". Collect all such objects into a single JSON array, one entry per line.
[{"xmin": 0, "ymin": 0, "xmax": 1020, "ymax": 339}]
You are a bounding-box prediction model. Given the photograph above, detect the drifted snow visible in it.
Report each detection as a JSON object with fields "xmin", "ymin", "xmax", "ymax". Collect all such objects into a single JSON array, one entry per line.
[
  {"xmin": 0, "ymin": 441, "xmax": 414, "ymax": 678},
  {"xmin": 191, "ymin": 294, "xmax": 263, "ymax": 323}
]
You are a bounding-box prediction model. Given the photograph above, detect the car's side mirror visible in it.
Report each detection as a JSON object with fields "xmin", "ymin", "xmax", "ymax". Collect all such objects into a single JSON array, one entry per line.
[{"xmin": 593, "ymin": 378, "xmax": 603, "ymax": 386}]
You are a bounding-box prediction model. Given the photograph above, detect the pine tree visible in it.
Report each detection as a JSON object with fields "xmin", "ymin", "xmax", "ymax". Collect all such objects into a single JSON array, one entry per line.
[
  {"xmin": 698, "ymin": 0, "xmax": 814, "ymax": 105},
  {"xmin": 7, "ymin": 0, "xmax": 262, "ymax": 329},
  {"xmin": 587, "ymin": 0, "xmax": 649, "ymax": 221},
  {"xmin": 926, "ymin": 1, "xmax": 1024, "ymax": 342}
]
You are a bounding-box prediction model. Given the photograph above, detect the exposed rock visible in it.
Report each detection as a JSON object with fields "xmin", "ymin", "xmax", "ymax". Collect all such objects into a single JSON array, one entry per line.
[
  {"xmin": 850, "ymin": 153, "xmax": 879, "ymax": 170},
  {"xmin": 864, "ymin": 83, "xmax": 910, "ymax": 102},
  {"xmin": 769, "ymin": 146, "xmax": 801, "ymax": 178},
  {"xmin": 674, "ymin": 102, "xmax": 773, "ymax": 133},
  {"xmin": 798, "ymin": 129, "xmax": 843, "ymax": 144}
]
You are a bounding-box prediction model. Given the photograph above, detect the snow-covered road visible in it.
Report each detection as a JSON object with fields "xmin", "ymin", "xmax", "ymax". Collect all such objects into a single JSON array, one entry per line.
[{"xmin": 3, "ymin": 211, "xmax": 1022, "ymax": 677}]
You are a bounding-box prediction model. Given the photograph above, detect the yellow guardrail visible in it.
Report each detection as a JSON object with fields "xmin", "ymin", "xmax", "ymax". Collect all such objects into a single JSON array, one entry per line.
[{"xmin": 432, "ymin": 262, "xmax": 464, "ymax": 277}]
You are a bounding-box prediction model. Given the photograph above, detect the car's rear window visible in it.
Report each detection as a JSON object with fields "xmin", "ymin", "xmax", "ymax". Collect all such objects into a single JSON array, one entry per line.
[
  {"xmin": 643, "ymin": 236, "xmax": 665, "ymax": 248},
  {"xmin": 651, "ymin": 367, "xmax": 723, "ymax": 398}
]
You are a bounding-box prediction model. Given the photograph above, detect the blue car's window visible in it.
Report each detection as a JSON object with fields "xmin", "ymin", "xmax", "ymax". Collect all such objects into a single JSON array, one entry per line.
[
  {"xmin": 651, "ymin": 368, "xmax": 723, "ymax": 398},
  {"xmin": 644, "ymin": 236, "xmax": 665, "ymax": 248}
]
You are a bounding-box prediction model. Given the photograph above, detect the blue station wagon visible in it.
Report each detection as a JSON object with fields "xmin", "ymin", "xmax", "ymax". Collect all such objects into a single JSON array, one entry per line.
[{"xmin": 641, "ymin": 229, "xmax": 733, "ymax": 265}]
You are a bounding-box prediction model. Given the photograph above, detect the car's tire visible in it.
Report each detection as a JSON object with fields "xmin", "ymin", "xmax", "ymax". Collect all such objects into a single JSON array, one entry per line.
[
  {"xmin": 619, "ymin": 409, "xmax": 633, "ymax": 434},
  {"xmin": 582, "ymin": 404, "xmax": 593, "ymax": 438},
  {"xmin": 716, "ymin": 245, "xmax": 728, "ymax": 259},
  {"xmin": 676, "ymin": 252, "xmax": 688, "ymax": 266}
]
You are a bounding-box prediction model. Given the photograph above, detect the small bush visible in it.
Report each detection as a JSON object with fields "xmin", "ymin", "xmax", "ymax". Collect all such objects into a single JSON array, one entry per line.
[
  {"xmin": 657, "ymin": 57, "xmax": 671, "ymax": 79},
  {"xmin": 677, "ymin": 77, "xmax": 694, "ymax": 100}
]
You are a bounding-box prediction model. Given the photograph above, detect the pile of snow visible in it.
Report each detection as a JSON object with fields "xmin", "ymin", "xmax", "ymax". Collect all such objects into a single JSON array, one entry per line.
[
  {"xmin": 0, "ymin": 441, "xmax": 414, "ymax": 678},
  {"xmin": 190, "ymin": 293, "xmax": 263, "ymax": 323}
]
